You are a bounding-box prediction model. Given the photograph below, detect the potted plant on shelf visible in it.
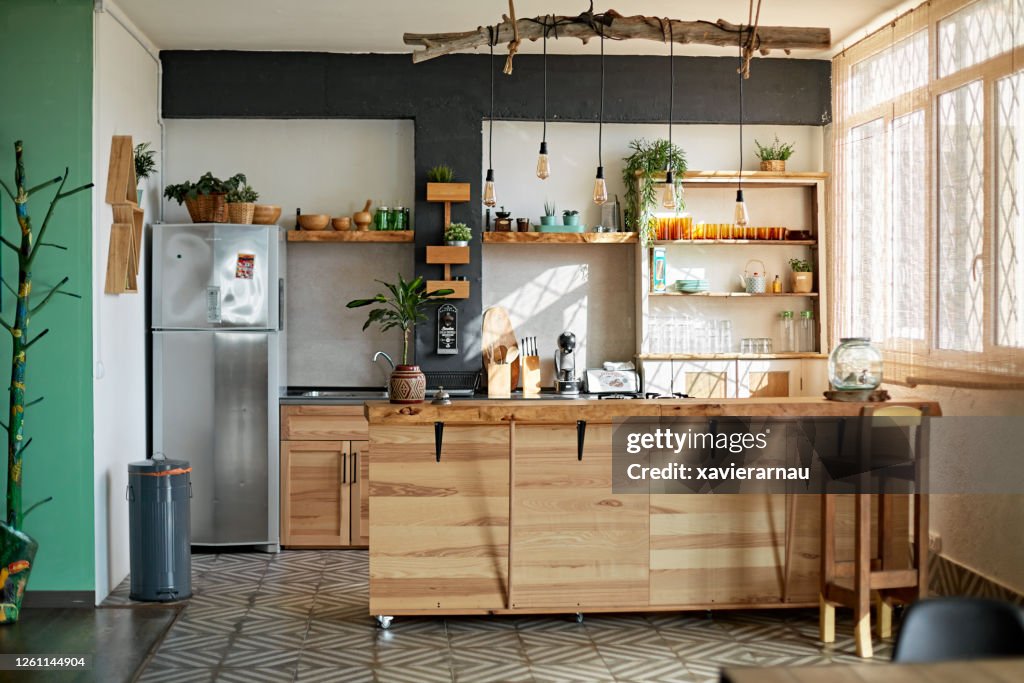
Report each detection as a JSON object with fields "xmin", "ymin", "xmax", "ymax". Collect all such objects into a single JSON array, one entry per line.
[
  {"xmin": 163, "ymin": 172, "xmax": 246, "ymax": 223},
  {"xmin": 622, "ymin": 138, "xmax": 687, "ymax": 243},
  {"xmin": 788, "ymin": 257, "xmax": 814, "ymax": 293},
  {"xmin": 226, "ymin": 184, "xmax": 259, "ymax": 224},
  {"xmin": 562, "ymin": 209, "xmax": 580, "ymax": 227},
  {"xmin": 425, "ymin": 164, "xmax": 470, "ymax": 203},
  {"xmin": 133, "ymin": 142, "xmax": 156, "ymax": 205},
  {"xmin": 540, "ymin": 200, "xmax": 558, "ymax": 226},
  {"xmin": 755, "ymin": 135, "xmax": 795, "ymax": 172},
  {"xmin": 445, "ymin": 222, "xmax": 471, "ymax": 246},
  {"xmin": 347, "ymin": 275, "xmax": 454, "ymax": 404}
]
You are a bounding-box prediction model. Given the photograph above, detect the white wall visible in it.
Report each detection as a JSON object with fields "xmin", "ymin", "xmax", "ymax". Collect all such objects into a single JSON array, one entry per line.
[
  {"xmin": 163, "ymin": 119, "xmax": 416, "ymax": 386},
  {"xmin": 482, "ymin": 121, "xmax": 823, "ymax": 375},
  {"xmin": 92, "ymin": 3, "xmax": 162, "ymax": 603}
]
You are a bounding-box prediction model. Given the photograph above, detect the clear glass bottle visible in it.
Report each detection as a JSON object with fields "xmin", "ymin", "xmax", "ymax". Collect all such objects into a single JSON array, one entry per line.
[
  {"xmin": 828, "ymin": 338, "xmax": 883, "ymax": 390},
  {"xmin": 799, "ymin": 310, "xmax": 816, "ymax": 352},
  {"xmin": 776, "ymin": 311, "xmax": 795, "ymax": 353}
]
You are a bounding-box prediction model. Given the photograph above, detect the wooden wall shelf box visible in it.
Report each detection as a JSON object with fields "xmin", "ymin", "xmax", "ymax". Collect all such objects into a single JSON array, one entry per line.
[
  {"xmin": 426, "ymin": 182, "xmax": 471, "ymax": 203},
  {"xmin": 483, "ymin": 232, "xmax": 638, "ymax": 244},
  {"xmin": 426, "ymin": 279, "xmax": 470, "ymax": 299},
  {"xmin": 426, "ymin": 245, "xmax": 470, "ymax": 264},
  {"xmin": 286, "ymin": 230, "xmax": 414, "ymax": 243}
]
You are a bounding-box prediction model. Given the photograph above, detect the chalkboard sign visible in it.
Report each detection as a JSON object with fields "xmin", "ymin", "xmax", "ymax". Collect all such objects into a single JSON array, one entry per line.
[{"xmin": 437, "ymin": 303, "xmax": 458, "ymax": 355}]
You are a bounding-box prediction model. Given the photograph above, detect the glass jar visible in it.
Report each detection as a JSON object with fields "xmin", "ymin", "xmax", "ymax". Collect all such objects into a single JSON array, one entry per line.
[
  {"xmin": 776, "ymin": 311, "xmax": 795, "ymax": 352},
  {"xmin": 374, "ymin": 206, "xmax": 391, "ymax": 231},
  {"xmin": 799, "ymin": 310, "xmax": 816, "ymax": 352},
  {"xmin": 828, "ymin": 338, "xmax": 883, "ymax": 390}
]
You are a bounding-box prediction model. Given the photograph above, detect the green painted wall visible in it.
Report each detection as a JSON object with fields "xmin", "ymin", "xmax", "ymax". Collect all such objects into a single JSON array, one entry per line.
[{"xmin": 0, "ymin": 0, "xmax": 94, "ymax": 591}]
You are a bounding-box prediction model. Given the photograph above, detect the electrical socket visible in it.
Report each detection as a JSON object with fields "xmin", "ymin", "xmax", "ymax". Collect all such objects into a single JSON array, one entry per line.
[{"xmin": 928, "ymin": 532, "xmax": 942, "ymax": 554}]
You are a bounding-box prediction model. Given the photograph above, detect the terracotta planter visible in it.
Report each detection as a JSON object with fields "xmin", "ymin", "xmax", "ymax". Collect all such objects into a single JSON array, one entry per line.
[
  {"xmin": 760, "ymin": 159, "xmax": 786, "ymax": 172},
  {"xmin": 791, "ymin": 271, "xmax": 814, "ymax": 293},
  {"xmin": 389, "ymin": 365, "xmax": 426, "ymax": 404},
  {"xmin": 0, "ymin": 523, "xmax": 38, "ymax": 624}
]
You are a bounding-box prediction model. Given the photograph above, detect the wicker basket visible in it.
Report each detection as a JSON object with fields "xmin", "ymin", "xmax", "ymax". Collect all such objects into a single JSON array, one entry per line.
[
  {"xmin": 185, "ymin": 193, "xmax": 228, "ymax": 223},
  {"xmin": 759, "ymin": 160, "xmax": 786, "ymax": 172},
  {"xmin": 227, "ymin": 202, "xmax": 256, "ymax": 224}
]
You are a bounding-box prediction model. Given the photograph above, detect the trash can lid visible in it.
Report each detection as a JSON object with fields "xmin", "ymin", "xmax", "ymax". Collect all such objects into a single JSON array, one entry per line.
[{"xmin": 129, "ymin": 453, "xmax": 191, "ymax": 475}]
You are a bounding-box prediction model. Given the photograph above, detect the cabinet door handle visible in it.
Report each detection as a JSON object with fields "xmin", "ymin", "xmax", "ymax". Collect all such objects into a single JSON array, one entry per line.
[
  {"xmin": 342, "ymin": 452, "xmax": 347, "ymax": 484},
  {"xmin": 352, "ymin": 452, "xmax": 358, "ymax": 483},
  {"xmin": 577, "ymin": 420, "xmax": 587, "ymax": 461}
]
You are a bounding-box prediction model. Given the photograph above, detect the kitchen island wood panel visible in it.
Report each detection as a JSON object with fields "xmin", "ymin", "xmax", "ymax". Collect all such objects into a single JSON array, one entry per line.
[
  {"xmin": 281, "ymin": 405, "xmax": 368, "ymax": 440},
  {"xmin": 365, "ymin": 398, "xmax": 938, "ymax": 617},
  {"xmin": 511, "ymin": 424, "xmax": 649, "ymax": 609}
]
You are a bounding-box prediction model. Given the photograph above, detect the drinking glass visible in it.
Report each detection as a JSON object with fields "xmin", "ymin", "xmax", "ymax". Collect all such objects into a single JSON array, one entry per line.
[
  {"xmin": 718, "ymin": 320, "xmax": 733, "ymax": 353},
  {"xmin": 740, "ymin": 338, "xmax": 755, "ymax": 354}
]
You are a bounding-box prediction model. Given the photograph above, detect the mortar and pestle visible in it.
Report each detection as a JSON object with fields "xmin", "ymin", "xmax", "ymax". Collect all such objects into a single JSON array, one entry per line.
[{"xmin": 353, "ymin": 199, "xmax": 373, "ymax": 231}]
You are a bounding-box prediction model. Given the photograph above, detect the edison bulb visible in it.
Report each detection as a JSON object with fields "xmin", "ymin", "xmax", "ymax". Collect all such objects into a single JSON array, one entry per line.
[
  {"xmin": 483, "ymin": 169, "xmax": 497, "ymax": 207},
  {"xmin": 536, "ymin": 141, "xmax": 551, "ymax": 179},
  {"xmin": 734, "ymin": 189, "xmax": 750, "ymax": 227},
  {"xmin": 593, "ymin": 166, "xmax": 608, "ymax": 205},
  {"xmin": 662, "ymin": 170, "xmax": 677, "ymax": 210}
]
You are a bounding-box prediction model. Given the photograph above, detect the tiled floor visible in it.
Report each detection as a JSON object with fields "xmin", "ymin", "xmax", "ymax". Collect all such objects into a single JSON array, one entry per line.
[{"xmin": 104, "ymin": 550, "xmax": 893, "ymax": 682}]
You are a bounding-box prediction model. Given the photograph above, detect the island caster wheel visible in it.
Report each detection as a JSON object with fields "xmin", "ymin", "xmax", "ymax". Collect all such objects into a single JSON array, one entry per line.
[
  {"xmin": 376, "ymin": 615, "xmax": 394, "ymax": 630},
  {"xmin": 575, "ymin": 612, "xmax": 584, "ymax": 624}
]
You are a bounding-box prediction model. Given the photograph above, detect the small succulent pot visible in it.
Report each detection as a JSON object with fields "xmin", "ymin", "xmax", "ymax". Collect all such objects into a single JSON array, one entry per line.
[
  {"xmin": 445, "ymin": 240, "xmax": 469, "ymax": 247},
  {"xmin": 563, "ymin": 213, "xmax": 581, "ymax": 226},
  {"xmin": 791, "ymin": 272, "xmax": 813, "ymax": 293},
  {"xmin": 540, "ymin": 215, "xmax": 558, "ymax": 226},
  {"xmin": 389, "ymin": 365, "xmax": 426, "ymax": 404},
  {"xmin": 760, "ymin": 160, "xmax": 786, "ymax": 172}
]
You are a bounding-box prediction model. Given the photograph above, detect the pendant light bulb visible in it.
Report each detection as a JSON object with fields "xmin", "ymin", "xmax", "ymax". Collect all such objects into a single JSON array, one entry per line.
[
  {"xmin": 536, "ymin": 141, "xmax": 551, "ymax": 180},
  {"xmin": 734, "ymin": 189, "xmax": 750, "ymax": 227},
  {"xmin": 593, "ymin": 166, "xmax": 608, "ymax": 205},
  {"xmin": 483, "ymin": 168, "xmax": 497, "ymax": 207},
  {"xmin": 662, "ymin": 169, "xmax": 677, "ymax": 210}
]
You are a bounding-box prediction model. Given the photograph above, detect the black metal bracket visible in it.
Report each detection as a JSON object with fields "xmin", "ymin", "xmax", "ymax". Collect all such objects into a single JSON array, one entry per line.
[
  {"xmin": 434, "ymin": 421, "xmax": 444, "ymax": 462},
  {"xmin": 577, "ymin": 420, "xmax": 587, "ymax": 461}
]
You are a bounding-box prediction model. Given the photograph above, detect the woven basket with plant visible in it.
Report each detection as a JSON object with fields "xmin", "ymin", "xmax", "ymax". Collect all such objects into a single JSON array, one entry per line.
[
  {"xmin": 755, "ymin": 135, "xmax": 795, "ymax": 172},
  {"xmin": 164, "ymin": 172, "xmax": 246, "ymax": 223},
  {"xmin": 227, "ymin": 184, "xmax": 260, "ymax": 224}
]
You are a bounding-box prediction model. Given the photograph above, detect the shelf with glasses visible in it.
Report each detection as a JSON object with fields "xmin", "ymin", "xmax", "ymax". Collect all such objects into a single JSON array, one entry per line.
[
  {"xmin": 286, "ymin": 230, "xmax": 415, "ymax": 243},
  {"xmin": 483, "ymin": 232, "xmax": 638, "ymax": 244},
  {"xmin": 650, "ymin": 239, "xmax": 816, "ymax": 246},
  {"xmin": 649, "ymin": 291, "xmax": 819, "ymax": 298},
  {"xmin": 638, "ymin": 352, "xmax": 827, "ymax": 361}
]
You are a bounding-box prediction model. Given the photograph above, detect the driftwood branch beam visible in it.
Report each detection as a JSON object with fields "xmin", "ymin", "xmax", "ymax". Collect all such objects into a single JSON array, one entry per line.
[{"xmin": 403, "ymin": 13, "xmax": 830, "ymax": 64}]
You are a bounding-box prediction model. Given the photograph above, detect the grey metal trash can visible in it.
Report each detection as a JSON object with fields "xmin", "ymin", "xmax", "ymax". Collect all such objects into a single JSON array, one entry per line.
[{"xmin": 127, "ymin": 455, "xmax": 192, "ymax": 601}]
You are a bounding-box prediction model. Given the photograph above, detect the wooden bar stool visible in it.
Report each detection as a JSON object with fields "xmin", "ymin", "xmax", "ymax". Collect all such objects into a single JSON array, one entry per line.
[{"xmin": 819, "ymin": 405, "xmax": 931, "ymax": 658}]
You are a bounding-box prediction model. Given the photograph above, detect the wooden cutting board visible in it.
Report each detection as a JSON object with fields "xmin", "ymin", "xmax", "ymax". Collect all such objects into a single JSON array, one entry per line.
[{"xmin": 482, "ymin": 306, "xmax": 520, "ymax": 391}]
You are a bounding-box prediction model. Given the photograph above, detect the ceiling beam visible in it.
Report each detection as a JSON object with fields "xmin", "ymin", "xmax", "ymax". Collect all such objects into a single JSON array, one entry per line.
[{"xmin": 403, "ymin": 12, "xmax": 831, "ymax": 65}]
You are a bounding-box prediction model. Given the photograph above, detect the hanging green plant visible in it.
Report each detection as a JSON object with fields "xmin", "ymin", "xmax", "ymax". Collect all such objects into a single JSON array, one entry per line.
[
  {"xmin": 621, "ymin": 138, "xmax": 687, "ymax": 242},
  {"xmin": 0, "ymin": 141, "xmax": 91, "ymax": 623}
]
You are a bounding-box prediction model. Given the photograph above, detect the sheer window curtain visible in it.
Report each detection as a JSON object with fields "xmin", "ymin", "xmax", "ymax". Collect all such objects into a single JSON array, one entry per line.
[{"xmin": 831, "ymin": 0, "xmax": 1024, "ymax": 388}]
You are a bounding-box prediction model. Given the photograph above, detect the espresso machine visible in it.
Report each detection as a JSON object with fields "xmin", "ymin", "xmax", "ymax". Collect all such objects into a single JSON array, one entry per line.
[{"xmin": 554, "ymin": 331, "xmax": 582, "ymax": 395}]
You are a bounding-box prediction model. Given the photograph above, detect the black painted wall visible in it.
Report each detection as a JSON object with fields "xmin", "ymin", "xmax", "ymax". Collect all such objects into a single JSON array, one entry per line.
[{"xmin": 162, "ymin": 51, "xmax": 831, "ymax": 374}]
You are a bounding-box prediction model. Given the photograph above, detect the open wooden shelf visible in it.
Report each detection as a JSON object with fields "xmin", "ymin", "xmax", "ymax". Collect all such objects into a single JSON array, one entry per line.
[
  {"xmin": 638, "ymin": 352, "xmax": 827, "ymax": 361},
  {"xmin": 286, "ymin": 230, "xmax": 414, "ymax": 243},
  {"xmin": 483, "ymin": 232, "xmax": 638, "ymax": 244},
  {"xmin": 650, "ymin": 239, "xmax": 817, "ymax": 246},
  {"xmin": 650, "ymin": 291, "xmax": 819, "ymax": 298}
]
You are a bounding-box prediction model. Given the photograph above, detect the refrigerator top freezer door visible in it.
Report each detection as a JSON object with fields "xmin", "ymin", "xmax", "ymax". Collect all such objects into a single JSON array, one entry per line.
[{"xmin": 153, "ymin": 223, "xmax": 281, "ymax": 330}]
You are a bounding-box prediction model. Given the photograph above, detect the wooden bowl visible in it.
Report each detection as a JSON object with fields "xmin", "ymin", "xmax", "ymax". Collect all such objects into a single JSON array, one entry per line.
[
  {"xmin": 331, "ymin": 216, "xmax": 351, "ymax": 231},
  {"xmin": 252, "ymin": 204, "xmax": 282, "ymax": 225},
  {"xmin": 298, "ymin": 214, "xmax": 330, "ymax": 231}
]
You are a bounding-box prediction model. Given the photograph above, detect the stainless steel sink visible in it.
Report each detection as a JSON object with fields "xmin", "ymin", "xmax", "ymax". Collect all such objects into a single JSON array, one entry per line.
[{"xmin": 287, "ymin": 389, "xmax": 388, "ymax": 399}]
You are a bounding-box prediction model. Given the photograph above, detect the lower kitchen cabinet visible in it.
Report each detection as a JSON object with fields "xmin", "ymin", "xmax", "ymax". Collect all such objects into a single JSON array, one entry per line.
[
  {"xmin": 280, "ymin": 405, "xmax": 369, "ymax": 548},
  {"xmin": 641, "ymin": 358, "xmax": 828, "ymax": 398}
]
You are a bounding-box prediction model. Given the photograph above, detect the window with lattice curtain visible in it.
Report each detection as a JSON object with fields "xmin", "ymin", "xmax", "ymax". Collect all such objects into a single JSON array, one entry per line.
[{"xmin": 832, "ymin": 0, "xmax": 1024, "ymax": 388}]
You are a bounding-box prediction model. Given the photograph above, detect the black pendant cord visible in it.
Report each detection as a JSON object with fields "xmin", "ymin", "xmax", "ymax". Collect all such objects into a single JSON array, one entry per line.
[
  {"xmin": 668, "ymin": 22, "xmax": 674, "ymax": 156},
  {"xmin": 598, "ymin": 31, "xmax": 605, "ymax": 167},
  {"xmin": 489, "ymin": 30, "xmax": 495, "ymax": 170},
  {"xmin": 738, "ymin": 31, "xmax": 744, "ymax": 193},
  {"xmin": 542, "ymin": 18, "xmax": 548, "ymax": 144}
]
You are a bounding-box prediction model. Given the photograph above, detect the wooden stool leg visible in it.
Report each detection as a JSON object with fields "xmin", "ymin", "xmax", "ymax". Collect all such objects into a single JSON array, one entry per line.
[
  {"xmin": 855, "ymin": 494, "xmax": 873, "ymax": 658},
  {"xmin": 876, "ymin": 595, "xmax": 893, "ymax": 639},
  {"xmin": 819, "ymin": 593, "xmax": 835, "ymax": 643}
]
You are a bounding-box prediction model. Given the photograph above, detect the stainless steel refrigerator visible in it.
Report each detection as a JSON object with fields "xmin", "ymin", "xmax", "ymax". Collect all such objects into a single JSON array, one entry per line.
[{"xmin": 151, "ymin": 223, "xmax": 285, "ymax": 551}]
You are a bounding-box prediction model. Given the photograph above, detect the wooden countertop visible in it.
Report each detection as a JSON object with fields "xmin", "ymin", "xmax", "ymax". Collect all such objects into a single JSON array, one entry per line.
[{"xmin": 364, "ymin": 397, "xmax": 942, "ymax": 424}]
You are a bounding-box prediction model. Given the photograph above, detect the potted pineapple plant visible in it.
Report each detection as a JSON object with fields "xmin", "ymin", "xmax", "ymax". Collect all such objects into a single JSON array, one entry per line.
[
  {"xmin": 755, "ymin": 135, "xmax": 795, "ymax": 172},
  {"xmin": 347, "ymin": 275, "xmax": 453, "ymax": 404},
  {"xmin": 788, "ymin": 257, "xmax": 814, "ymax": 293}
]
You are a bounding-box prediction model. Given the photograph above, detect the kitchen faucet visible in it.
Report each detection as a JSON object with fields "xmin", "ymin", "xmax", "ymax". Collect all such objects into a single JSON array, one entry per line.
[{"xmin": 373, "ymin": 351, "xmax": 395, "ymax": 395}]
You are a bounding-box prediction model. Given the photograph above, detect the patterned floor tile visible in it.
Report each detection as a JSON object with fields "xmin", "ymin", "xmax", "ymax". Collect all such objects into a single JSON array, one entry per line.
[
  {"xmin": 448, "ymin": 628, "xmax": 523, "ymax": 650},
  {"xmin": 527, "ymin": 663, "xmax": 615, "ymax": 682},
  {"xmin": 374, "ymin": 665, "xmax": 455, "ymax": 683},
  {"xmin": 517, "ymin": 627, "xmax": 593, "ymax": 648},
  {"xmin": 220, "ymin": 645, "xmax": 302, "ymax": 668},
  {"xmin": 215, "ymin": 665, "xmax": 298, "ymax": 682},
  {"xmin": 296, "ymin": 665, "xmax": 375, "ymax": 682},
  {"xmin": 231, "ymin": 631, "xmax": 310, "ymax": 651},
  {"xmin": 299, "ymin": 648, "xmax": 382, "ymax": 668},
  {"xmin": 453, "ymin": 659, "xmax": 534, "ymax": 683},
  {"xmin": 137, "ymin": 665, "xmax": 218, "ymax": 682},
  {"xmin": 523, "ymin": 645, "xmax": 604, "ymax": 667},
  {"xmin": 148, "ymin": 645, "xmax": 227, "ymax": 669},
  {"xmin": 450, "ymin": 646, "xmax": 529, "ymax": 667}
]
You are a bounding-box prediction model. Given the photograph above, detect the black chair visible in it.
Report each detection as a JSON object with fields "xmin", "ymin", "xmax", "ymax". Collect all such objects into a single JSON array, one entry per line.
[{"xmin": 893, "ymin": 597, "xmax": 1024, "ymax": 663}]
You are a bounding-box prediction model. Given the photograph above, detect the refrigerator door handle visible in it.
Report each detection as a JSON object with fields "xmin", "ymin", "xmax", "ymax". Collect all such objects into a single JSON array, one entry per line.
[{"xmin": 278, "ymin": 278, "xmax": 285, "ymax": 332}]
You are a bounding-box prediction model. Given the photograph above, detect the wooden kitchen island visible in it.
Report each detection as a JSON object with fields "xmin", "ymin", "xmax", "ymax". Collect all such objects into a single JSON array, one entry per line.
[{"xmin": 364, "ymin": 397, "xmax": 939, "ymax": 624}]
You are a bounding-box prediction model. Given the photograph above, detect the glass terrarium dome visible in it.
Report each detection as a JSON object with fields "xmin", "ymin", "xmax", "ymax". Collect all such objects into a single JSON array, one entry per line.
[{"xmin": 828, "ymin": 338, "xmax": 883, "ymax": 391}]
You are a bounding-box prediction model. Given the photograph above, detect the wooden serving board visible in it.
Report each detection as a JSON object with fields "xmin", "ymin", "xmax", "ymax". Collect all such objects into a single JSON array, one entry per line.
[{"xmin": 481, "ymin": 306, "xmax": 520, "ymax": 391}]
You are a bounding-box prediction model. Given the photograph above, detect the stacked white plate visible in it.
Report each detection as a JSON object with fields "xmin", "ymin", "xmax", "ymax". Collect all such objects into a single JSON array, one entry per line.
[{"xmin": 674, "ymin": 279, "xmax": 709, "ymax": 293}]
